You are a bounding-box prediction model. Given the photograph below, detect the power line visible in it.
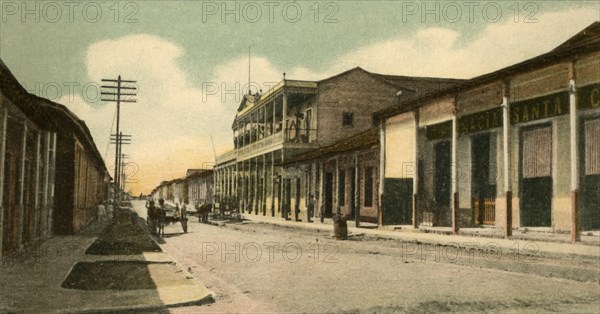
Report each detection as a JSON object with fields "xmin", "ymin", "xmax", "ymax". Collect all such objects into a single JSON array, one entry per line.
[{"xmin": 101, "ymin": 75, "xmax": 137, "ymax": 202}]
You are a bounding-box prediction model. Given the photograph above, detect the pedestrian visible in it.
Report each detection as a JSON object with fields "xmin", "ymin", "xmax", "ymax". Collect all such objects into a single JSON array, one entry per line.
[
  {"xmin": 307, "ymin": 194, "xmax": 315, "ymax": 223},
  {"xmin": 294, "ymin": 205, "xmax": 300, "ymax": 222},
  {"xmin": 97, "ymin": 202, "xmax": 107, "ymax": 223},
  {"xmin": 174, "ymin": 203, "xmax": 181, "ymax": 219},
  {"xmin": 157, "ymin": 198, "xmax": 166, "ymax": 237},
  {"xmin": 107, "ymin": 199, "xmax": 114, "ymax": 220},
  {"xmin": 181, "ymin": 198, "xmax": 189, "ymax": 223},
  {"xmin": 181, "ymin": 199, "xmax": 188, "ymax": 217}
]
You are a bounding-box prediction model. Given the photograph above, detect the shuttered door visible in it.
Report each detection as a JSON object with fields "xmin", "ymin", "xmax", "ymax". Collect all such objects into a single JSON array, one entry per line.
[
  {"xmin": 521, "ymin": 126, "xmax": 553, "ymax": 227},
  {"xmin": 522, "ymin": 127, "xmax": 552, "ymax": 178},
  {"xmin": 582, "ymin": 118, "xmax": 600, "ymax": 230}
]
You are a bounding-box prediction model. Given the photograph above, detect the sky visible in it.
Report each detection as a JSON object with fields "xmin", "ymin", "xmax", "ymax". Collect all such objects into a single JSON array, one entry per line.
[{"xmin": 1, "ymin": 1, "xmax": 598, "ymax": 195}]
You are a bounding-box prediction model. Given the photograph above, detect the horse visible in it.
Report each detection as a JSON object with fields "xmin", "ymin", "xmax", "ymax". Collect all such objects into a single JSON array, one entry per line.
[
  {"xmin": 197, "ymin": 203, "xmax": 212, "ymax": 223},
  {"xmin": 147, "ymin": 200, "xmax": 166, "ymax": 236},
  {"xmin": 156, "ymin": 205, "xmax": 166, "ymax": 236},
  {"xmin": 146, "ymin": 202, "xmax": 159, "ymax": 235}
]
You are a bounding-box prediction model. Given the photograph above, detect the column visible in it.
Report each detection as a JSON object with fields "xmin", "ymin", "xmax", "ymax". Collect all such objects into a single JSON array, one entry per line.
[
  {"xmin": 272, "ymin": 101, "xmax": 276, "ymax": 135},
  {"xmin": 17, "ymin": 122, "xmax": 27, "ymax": 249},
  {"xmin": 47, "ymin": 133, "xmax": 57, "ymax": 237},
  {"xmin": 569, "ymin": 62, "xmax": 580, "ymax": 242},
  {"xmin": 378, "ymin": 122, "xmax": 386, "ymax": 226},
  {"xmin": 451, "ymin": 97, "xmax": 459, "ymax": 235},
  {"xmin": 0, "ymin": 109, "xmax": 7, "ymax": 259},
  {"xmin": 42, "ymin": 132, "xmax": 51, "ymax": 238},
  {"xmin": 254, "ymin": 157, "xmax": 258, "ymax": 215},
  {"xmin": 235, "ymin": 161, "xmax": 238, "ymax": 211},
  {"xmin": 213, "ymin": 168, "xmax": 218, "ymax": 204},
  {"xmin": 412, "ymin": 111, "xmax": 419, "ymax": 229},
  {"xmin": 335, "ymin": 157, "xmax": 339, "ymax": 215},
  {"xmin": 241, "ymin": 160, "xmax": 246, "ymax": 213},
  {"xmin": 502, "ymin": 81, "xmax": 512, "ymax": 238},
  {"xmin": 34, "ymin": 131, "xmax": 41, "ymax": 240},
  {"xmin": 264, "ymin": 106, "xmax": 268, "ymax": 138},
  {"xmin": 271, "ymin": 152, "xmax": 275, "ymax": 216},
  {"xmin": 354, "ymin": 154, "xmax": 360, "ymax": 228},
  {"xmin": 318, "ymin": 161, "xmax": 324, "ymax": 222},
  {"xmin": 229, "ymin": 166, "xmax": 233, "ymax": 199},
  {"xmin": 262, "ymin": 154, "xmax": 267, "ymax": 215},
  {"xmin": 282, "ymin": 93, "xmax": 288, "ymax": 141},
  {"xmin": 280, "ymin": 166, "xmax": 285, "ymax": 219}
]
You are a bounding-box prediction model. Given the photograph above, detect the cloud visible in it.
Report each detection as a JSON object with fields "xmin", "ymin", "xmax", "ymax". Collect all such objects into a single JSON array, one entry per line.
[
  {"xmin": 60, "ymin": 7, "xmax": 597, "ymax": 194},
  {"xmin": 325, "ymin": 8, "xmax": 598, "ymax": 78}
]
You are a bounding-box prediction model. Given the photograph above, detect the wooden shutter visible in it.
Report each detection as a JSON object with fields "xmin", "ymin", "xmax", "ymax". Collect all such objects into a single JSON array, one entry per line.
[
  {"xmin": 522, "ymin": 127, "xmax": 552, "ymax": 178},
  {"xmin": 585, "ymin": 118, "xmax": 600, "ymax": 175}
]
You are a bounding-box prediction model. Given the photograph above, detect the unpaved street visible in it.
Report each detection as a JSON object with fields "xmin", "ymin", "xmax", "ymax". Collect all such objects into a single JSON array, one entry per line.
[{"xmin": 132, "ymin": 201, "xmax": 600, "ymax": 313}]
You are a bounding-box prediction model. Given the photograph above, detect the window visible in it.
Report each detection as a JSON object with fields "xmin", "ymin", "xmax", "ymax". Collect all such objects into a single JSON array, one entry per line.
[
  {"xmin": 342, "ymin": 112, "xmax": 354, "ymax": 126},
  {"xmin": 364, "ymin": 167, "xmax": 373, "ymax": 207}
]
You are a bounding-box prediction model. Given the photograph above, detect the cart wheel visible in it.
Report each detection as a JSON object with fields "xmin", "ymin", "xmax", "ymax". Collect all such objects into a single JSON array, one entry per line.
[{"xmin": 181, "ymin": 217, "xmax": 188, "ymax": 233}]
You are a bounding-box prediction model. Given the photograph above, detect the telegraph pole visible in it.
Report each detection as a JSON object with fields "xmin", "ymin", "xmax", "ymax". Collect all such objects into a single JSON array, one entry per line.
[
  {"xmin": 101, "ymin": 76, "xmax": 137, "ymax": 203},
  {"xmin": 120, "ymin": 153, "xmax": 130, "ymax": 195},
  {"xmin": 110, "ymin": 133, "xmax": 131, "ymax": 200}
]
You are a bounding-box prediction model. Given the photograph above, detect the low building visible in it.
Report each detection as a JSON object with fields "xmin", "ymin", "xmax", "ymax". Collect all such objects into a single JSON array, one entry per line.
[
  {"xmin": 375, "ymin": 22, "xmax": 600, "ymax": 240},
  {"xmin": 150, "ymin": 169, "xmax": 214, "ymax": 208},
  {"xmin": 0, "ymin": 59, "xmax": 110, "ymax": 258}
]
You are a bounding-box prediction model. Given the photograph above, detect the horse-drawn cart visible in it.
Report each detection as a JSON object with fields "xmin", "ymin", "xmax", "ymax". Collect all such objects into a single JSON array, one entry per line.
[
  {"xmin": 163, "ymin": 208, "xmax": 188, "ymax": 233},
  {"xmin": 146, "ymin": 201, "xmax": 188, "ymax": 235}
]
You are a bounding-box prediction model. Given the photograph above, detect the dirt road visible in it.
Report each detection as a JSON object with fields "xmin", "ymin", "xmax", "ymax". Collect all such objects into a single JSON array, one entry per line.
[{"xmin": 131, "ymin": 201, "xmax": 600, "ymax": 313}]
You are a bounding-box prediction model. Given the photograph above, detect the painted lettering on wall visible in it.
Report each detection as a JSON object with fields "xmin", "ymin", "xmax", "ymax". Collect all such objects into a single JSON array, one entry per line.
[
  {"xmin": 578, "ymin": 83, "xmax": 600, "ymax": 111},
  {"xmin": 511, "ymin": 92, "xmax": 569, "ymax": 124},
  {"xmin": 426, "ymin": 107, "xmax": 503, "ymax": 140},
  {"xmin": 458, "ymin": 107, "xmax": 502, "ymax": 134}
]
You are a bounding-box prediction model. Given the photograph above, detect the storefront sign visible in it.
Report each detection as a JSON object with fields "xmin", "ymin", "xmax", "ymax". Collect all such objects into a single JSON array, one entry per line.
[
  {"xmin": 578, "ymin": 83, "xmax": 600, "ymax": 111},
  {"xmin": 425, "ymin": 88, "xmax": 594, "ymax": 140},
  {"xmin": 458, "ymin": 107, "xmax": 502, "ymax": 135},
  {"xmin": 426, "ymin": 107, "xmax": 503, "ymax": 140},
  {"xmin": 511, "ymin": 92, "xmax": 569, "ymax": 124}
]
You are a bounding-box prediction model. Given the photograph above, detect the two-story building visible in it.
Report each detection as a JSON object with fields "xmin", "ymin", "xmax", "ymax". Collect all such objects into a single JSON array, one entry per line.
[{"xmin": 214, "ymin": 67, "xmax": 463, "ymax": 220}]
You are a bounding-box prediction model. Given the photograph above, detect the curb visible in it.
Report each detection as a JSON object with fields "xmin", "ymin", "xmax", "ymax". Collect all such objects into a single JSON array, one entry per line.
[{"xmin": 238, "ymin": 216, "xmax": 600, "ymax": 260}]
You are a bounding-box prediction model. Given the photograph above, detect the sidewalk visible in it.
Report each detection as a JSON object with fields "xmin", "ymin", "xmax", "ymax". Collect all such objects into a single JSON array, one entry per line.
[
  {"xmin": 238, "ymin": 213, "xmax": 600, "ymax": 259},
  {"xmin": 0, "ymin": 207, "xmax": 213, "ymax": 313}
]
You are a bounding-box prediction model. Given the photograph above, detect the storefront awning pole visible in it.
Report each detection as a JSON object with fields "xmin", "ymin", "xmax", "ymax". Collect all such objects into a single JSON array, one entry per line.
[
  {"xmin": 502, "ymin": 81, "xmax": 512, "ymax": 238},
  {"xmin": 569, "ymin": 62, "xmax": 580, "ymax": 243}
]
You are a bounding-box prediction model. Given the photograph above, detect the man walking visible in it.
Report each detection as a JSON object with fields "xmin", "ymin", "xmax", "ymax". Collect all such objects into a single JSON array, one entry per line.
[{"xmin": 307, "ymin": 194, "xmax": 315, "ymax": 223}]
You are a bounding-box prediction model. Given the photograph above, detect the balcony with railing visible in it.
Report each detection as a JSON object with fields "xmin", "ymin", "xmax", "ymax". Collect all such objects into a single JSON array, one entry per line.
[
  {"xmin": 235, "ymin": 127, "xmax": 318, "ymax": 160},
  {"xmin": 231, "ymin": 79, "xmax": 319, "ymax": 161}
]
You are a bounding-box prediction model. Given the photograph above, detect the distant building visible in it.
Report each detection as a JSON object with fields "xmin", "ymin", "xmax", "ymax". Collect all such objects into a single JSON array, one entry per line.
[{"xmin": 150, "ymin": 169, "xmax": 213, "ymax": 208}]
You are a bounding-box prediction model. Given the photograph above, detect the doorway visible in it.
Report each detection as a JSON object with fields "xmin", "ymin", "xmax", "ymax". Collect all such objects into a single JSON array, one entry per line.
[
  {"xmin": 581, "ymin": 117, "xmax": 600, "ymax": 230},
  {"xmin": 520, "ymin": 125, "xmax": 552, "ymax": 227},
  {"xmin": 471, "ymin": 133, "xmax": 497, "ymax": 225},
  {"xmin": 434, "ymin": 141, "xmax": 451, "ymax": 225},
  {"xmin": 324, "ymin": 172, "xmax": 333, "ymax": 218}
]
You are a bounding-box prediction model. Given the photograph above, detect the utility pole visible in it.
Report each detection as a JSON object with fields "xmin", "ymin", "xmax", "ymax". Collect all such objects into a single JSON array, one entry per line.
[
  {"xmin": 101, "ymin": 76, "xmax": 137, "ymax": 203},
  {"xmin": 110, "ymin": 133, "xmax": 131, "ymax": 201},
  {"xmin": 120, "ymin": 153, "xmax": 130, "ymax": 196}
]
